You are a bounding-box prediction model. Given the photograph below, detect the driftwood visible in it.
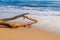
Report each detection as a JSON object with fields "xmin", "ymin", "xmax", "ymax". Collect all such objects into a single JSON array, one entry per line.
[{"xmin": 0, "ymin": 13, "xmax": 37, "ymax": 28}]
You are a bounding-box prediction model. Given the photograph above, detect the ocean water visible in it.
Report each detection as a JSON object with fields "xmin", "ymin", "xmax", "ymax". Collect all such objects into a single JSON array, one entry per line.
[
  {"xmin": 0, "ymin": 1, "xmax": 60, "ymax": 16},
  {"xmin": 0, "ymin": 1, "xmax": 60, "ymax": 11}
]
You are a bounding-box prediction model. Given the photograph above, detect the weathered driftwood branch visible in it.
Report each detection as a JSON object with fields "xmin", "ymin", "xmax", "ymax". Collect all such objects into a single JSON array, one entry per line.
[{"xmin": 0, "ymin": 13, "xmax": 37, "ymax": 28}]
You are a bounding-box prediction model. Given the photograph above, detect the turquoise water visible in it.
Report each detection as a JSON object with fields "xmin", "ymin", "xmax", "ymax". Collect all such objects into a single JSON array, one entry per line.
[
  {"xmin": 0, "ymin": 1, "xmax": 60, "ymax": 7},
  {"xmin": 0, "ymin": 1, "xmax": 60, "ymax": 11}
]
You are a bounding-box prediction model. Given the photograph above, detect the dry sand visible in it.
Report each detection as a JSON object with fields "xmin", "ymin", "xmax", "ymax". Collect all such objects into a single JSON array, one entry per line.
[{"xmin": 0, "ymin": 27, "xmax": 60, "ymax": 40}]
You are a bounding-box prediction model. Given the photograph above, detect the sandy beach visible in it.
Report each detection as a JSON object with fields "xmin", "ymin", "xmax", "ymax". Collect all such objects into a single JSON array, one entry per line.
[
  {"xmin": 0, "ymin": 5, "xmax": 60, "ymax": 40},
  {"xmin": 0, "ymin": 27, "xmax": 60, "ymax": 40}
]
